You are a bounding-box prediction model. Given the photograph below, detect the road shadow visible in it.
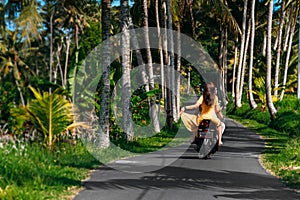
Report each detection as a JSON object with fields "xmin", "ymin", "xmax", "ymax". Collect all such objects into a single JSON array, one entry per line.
[{"xmin": 81, "ymin": 165, "xmax": 299, "ymax": 200}]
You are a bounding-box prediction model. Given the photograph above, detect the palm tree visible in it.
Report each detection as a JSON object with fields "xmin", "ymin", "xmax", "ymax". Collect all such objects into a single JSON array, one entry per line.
[
  {"xmin": 0, "ymin": 0, "xmax": 42, "ymax": 106},
  {"xmin": 248, "ymin": 0, "xmax": 257, "ymax": 109},
  {"xmin": 239, "ymin": 18, "xmax": 251, "ymax": 106},
  {"xmin": 53, "ymin": 0, "xmax": 90, "ymax": 89},
  {"xmin": 121, "ymin": 0, "xmax": 133, "ymax": 140},
  {"xmin": 172, "ymin": 0, "xmax": 184, "ymax": 122},
  {"xmin": 11, "ymin": 86, "xmax": 80, "ymax": 147},
  {"xmin": 231, "ymin": 36, "xmax": 238, "ymax": 98},
  {"xmin": 143, "ymin": 0, "xmax": 160, "ymax": 132},
  {"xmin": 155, "ymin": 0, "xmax": 165, "ymax": 111},
  {"xmin": 166, "ymin": 0, "xmax": 175, "ymax": 128},
  {"xmin": 199, "ymin": 0, "xmax": 241, "ymax": 105},
  {"xmin": 235, "ymin": 0, "xmax": 248, "ymax": 108},
  {"xmin": 274, "ymin": 1, "xmax": 286, "ymax": 98},
  {"xmin": 0, "ymin": 46, "xmax": 27, "ymax": 106},
  {"xmin": 266, "ymin": 0, "xmax": 277, "ymax": 119},
  {"xmin": 280, "ymin": 3, "xmax": 297, "ymax": 100},
  {"xmin": 99, "ymin": 0, "xmax": 111, "ymax": 148}
]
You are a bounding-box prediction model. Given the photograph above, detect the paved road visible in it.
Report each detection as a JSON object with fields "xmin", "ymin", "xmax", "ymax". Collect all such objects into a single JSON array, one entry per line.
[{"xmin": 74, "ymin": 119, "xmax": 300, "ymax": 200}]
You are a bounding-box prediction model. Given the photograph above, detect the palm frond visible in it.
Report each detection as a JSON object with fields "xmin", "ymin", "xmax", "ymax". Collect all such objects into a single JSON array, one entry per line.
[
  {"xmin": 16, "ymin": 0, "xmax": 43, "ymax": 46},
  {"xmin": 11, "ymin": 86, "xmax": 83, "ymax": 147}
]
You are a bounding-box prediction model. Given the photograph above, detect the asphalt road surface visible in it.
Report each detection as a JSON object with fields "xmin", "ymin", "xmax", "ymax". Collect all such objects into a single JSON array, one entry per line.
[{"xmin": 74, "ymin": 119, "xmax": 300, "ymax": 200}]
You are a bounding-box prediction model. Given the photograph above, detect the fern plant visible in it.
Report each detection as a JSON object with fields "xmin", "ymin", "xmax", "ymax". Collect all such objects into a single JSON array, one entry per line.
[{"xmin": 11, "ymin": 86, "xmax": 82, "ymax": 147}]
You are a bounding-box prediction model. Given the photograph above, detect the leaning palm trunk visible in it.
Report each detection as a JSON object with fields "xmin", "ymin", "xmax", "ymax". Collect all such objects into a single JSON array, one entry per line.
[
  {"xmin": 283, "ymin": 5, "xmax": 293, "ymax": 52},
  {"xmin": 274, "ymin": 1, "xmax": 286, "ymax": 98},
  {"xmin": 143, "ymin": 0, "xmax": 160, "ymax": 133},
  {"xmin": 55, "ymin": 42, "xmax": 63, "ymax": 85},
  {"xmin": 121, "ymin": 0, "xmax": 134, "ymax": 140},
  {"xmin": 239, "ymin": 19, "xmax": 251, "ymax": 103},
  {"xmin": 280, "ymin": 9, "xmax": 296, "ymax": 101},
  {"xmin": 218, "ymin": 26, "xmax": 228, "ymax": 106},
  {"xmin": 235, "ymin": 0, "xmax": 248, "ymax": 107},
  {"xmin": 266, "ymin": 0, "xmax": 277, "ymax": 119},
  {"xmin": 248, "ymin": 0, "xmax": 257, "ymax": 109},
  {"xmin": 15, "ymin": 79, "xmax": 25, "ymax": 106},
  {"xmin": 63, "ymin": 36, "xmax": 71, "ymax": 89}
]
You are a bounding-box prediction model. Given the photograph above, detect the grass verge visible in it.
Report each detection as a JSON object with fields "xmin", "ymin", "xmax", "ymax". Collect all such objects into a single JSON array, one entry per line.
[
  {"xmin": 0, "ymin": 124, "xmax": 189, "ymax": 199},
  {"xmin": 0, "ymin": 141, "xmax": 100, "ymax": 200}
]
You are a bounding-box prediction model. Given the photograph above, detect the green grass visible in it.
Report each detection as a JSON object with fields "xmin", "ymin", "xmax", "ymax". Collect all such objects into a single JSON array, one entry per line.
[
  {"xmin": 0, "ymin": 123, "xmax": 189, "ymax": 199},
  {"xmin": 228, "ymin": 105, "xmax": 300, "ymax": 189},
  {"xmin": 0, "ymin": 141, "xmax": 100, "ymax": 200}
]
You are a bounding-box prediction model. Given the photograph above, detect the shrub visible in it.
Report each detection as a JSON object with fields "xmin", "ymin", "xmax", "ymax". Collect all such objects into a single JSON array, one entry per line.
[
  {"xmin": 270, "ymin": 96, "xmax": 300, "ymax": 137},
  {"xmin": 11, "ymin": 87, "xmax": 84, "ymax": 147}
]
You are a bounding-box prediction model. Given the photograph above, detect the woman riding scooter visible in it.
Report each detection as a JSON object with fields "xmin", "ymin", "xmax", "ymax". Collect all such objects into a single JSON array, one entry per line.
[{"xmin": 180, "ymin": 82, "xmax": 224, "ymax": 146}]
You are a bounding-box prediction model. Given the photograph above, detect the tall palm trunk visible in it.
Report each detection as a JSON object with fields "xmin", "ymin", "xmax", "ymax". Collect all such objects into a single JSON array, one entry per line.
[
  {"xmin": 63, "ymin": 36, "xmax": 71, "ymax": 89},
  {"xmin": 155, "ymin": 0, "xmax": 165, "ymax": 116},
  {"xmin": 223, "ymin": 26, "xmax": 228, "ymax": 100},
  {"xmin": 49, "ymin": 9, "xmax": 54, "ymax": 93},
  {"xmin": 262, "ymin": 31, "xmax": 267, "ymax": 57},
  {"xmin": 280, "ymin": 5, "xmax": 296, "ymax": 101},
  {"xmin": 162, "ymin": 1, "xmax": 168, "ymax": 102},
  {"xmin": 239, "ymin": 19, "xmax": 251, "ymax": 103},
  {"xmin": 220, "ymin": 26, "xmax": 228, "ymax": 106},
  {"xmin": 54, "ymin": 42, "xmax": 62, "ymax": 85},
  {"xmin": 15, "ymin": 79, "xmax": 25, "ymax": 106},
  {"xmin": 266, "ymin": 0, "xmax": 277, "ymax": 119},
  {"xmin": 166, "ymin": 0, "xmax": 176, "ymax": 123},
  {"xmin": 283, "ymin": 5, "xmax": 293, "ymax": 52},
  {"xmin": 161, "ymin": 0, "xmax": 172, "ymax": 129},
  {"xmin": 121, "ymin": 0, "xmax": 133, "ymax": 140},
  {"xmin": 176, "ymin": 25, "xmax": 181, "ymax": 121},
  {"xmin": 187, "ymin": 0, "xmax": 195, "ymax": 38},
  {"xmin": 127, "ymin": 16, "xmax": 148, "ymax": 93},
  {"xmin": 219, "ymin": 26, "xmax": 224, "ymax": 81},
  {"xmin": 274, "ymin": 1, "xmax": 286, "ymax": 98},
  {"xmin": 143, "ymin": 0, "xmax": 160, "ymax": 133},
  {"xmin": 235, "ymin": 0, "xmax": 248, "ymax": 107},
  {"xmin": 99, "ymin": 0, "xmax": 111, "ymax": 148},
  {"xmin": 232, "ymin": 37, "xmax": 238, "ymax": 98},
  {"xmin": 248, "ymin": 0, "xmax": 257, "ymax": 109}
]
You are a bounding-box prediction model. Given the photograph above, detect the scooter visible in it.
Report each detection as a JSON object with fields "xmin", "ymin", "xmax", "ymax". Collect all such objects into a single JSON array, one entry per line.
[{"xmin": 193, "ymin": 119, "xmax": 219, "ymax": 159}]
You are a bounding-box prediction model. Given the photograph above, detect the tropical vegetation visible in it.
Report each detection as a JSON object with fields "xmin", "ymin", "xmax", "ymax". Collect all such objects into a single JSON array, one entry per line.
[{"xmin": 0, "ymin": 0, "xmax": 299, "ymax": 198}]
